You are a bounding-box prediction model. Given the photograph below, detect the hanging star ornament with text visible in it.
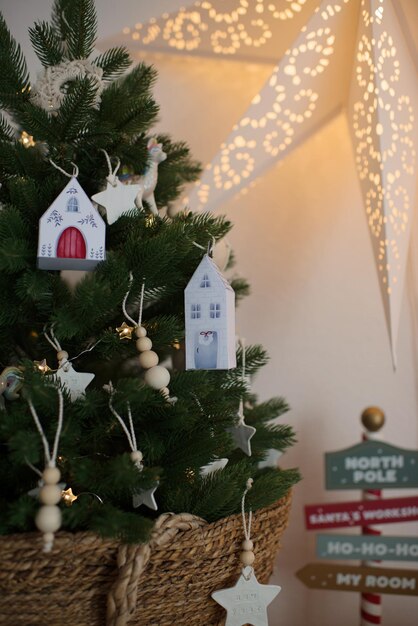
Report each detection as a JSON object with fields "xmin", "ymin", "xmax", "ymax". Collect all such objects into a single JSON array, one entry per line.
[
  {"xmin": 55, "ymin": 363, "xmax": 94, "ymax": 402},
  {"xmin": 212, "ymin": 566, "xmax": 281, "ymax": 626}
]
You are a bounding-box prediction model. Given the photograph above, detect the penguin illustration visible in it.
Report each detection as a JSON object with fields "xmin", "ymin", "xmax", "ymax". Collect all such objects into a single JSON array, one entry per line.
[{"xmin": 194, "ymin": 331, "xmax": 218, "ymax": 369}]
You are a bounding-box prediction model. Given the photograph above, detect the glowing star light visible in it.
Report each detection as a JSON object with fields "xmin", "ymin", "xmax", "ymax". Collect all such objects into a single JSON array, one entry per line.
[
  {"xmin": 111, "ymin": 0, "xmax": 418, "ymax": 364},
  {"xmin": 61, "ymin": 487, "xmax": 78, "ymax": 506},
  {"xmin": 116, "ymin": 322, "xmax": 135, "ymax": 340}
]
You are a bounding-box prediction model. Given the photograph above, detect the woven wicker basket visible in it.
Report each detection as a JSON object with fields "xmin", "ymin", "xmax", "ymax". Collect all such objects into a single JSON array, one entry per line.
[{"xmin": 0, "ymin": 491, "xmax": 291, "ymax": 626}]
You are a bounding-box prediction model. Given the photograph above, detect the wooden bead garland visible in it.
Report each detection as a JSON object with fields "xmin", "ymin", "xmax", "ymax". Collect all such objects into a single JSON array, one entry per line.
[
  {"xmin": 27, "ymin": 389, "xmax": 64, "ymax": 552},
  {"xmin": 119, "ymin": 275, "xmax": 173, "ymax": 401},
  {"xmin": 135, "ymin": 325, "xmax": 171, "ymax": 399}
]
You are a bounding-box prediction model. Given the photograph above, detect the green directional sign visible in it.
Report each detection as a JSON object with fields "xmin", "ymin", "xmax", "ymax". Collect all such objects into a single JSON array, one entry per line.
[
  {"xmin": 316, "ymin": 534, "xmax": 418, "ymax": 562},
  {"xmin": 325, "ymin": 440, "xmax": 418, "ymax": 490}
]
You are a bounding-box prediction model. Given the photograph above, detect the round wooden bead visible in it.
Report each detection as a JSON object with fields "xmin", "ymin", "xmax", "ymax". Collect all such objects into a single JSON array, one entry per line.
[
  {"xmin": 135, "ymin": 326, "xmax": 147, "ymax": 338},
  {"xmin": 144, "ymin": 365, "xmax": 170, "ymax": 390},
  {"xmin": 242, "ymin": 539, "xmax": 254, "ymax": 551},
  {"xmin": 35, "ymin": 505, "xmax": 62, "ymax": 533},
  {"xmin": 57, "ymin": 350, "xmax": 69, "ymax": 362},
  {"xmin": 136, "ymin": 337, "xmax": 152, "ymax": 352},
  {"xmin": 43, "ymin": 532, "xmax": 54, "ymax": 545},
  {"xmin": 42, "ymin": 466, "xmax": 61, "ymax": 485},
  {"xmin": 139, "ymin": 350, "xmax": 159, "ymax": 369},
  {"xmin": 39, "ymin": 484, "xmax": 62, "ymax": 505},
  {"xmin": 240, "ymin": 550, "xmax": 255, "ymax": 566},
  {"xmin": 130, "ymin": 450, "xmax": 143, "ymax": 463}
]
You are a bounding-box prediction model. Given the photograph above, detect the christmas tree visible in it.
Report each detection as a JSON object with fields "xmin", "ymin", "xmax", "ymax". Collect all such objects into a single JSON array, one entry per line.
[{"xmin": 0, "ymin": 0, "xmax": 299, "ymax": 547}]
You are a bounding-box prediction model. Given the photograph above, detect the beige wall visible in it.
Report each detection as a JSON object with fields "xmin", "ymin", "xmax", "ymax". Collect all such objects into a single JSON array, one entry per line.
[{"xmin": 150, "ymin": 52, "xmax": 418, "ymax": 626}]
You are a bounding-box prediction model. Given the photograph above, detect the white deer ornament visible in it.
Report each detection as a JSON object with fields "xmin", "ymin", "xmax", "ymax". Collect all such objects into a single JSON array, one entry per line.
[{"xmin": 135, "ymin": 138, "xmax": 167, "ymax": 216}]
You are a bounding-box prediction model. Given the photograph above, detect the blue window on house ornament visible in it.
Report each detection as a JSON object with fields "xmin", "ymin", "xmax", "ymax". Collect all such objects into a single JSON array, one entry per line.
[
  {"xmin": 67, "ymin": 197, "xmax": 79, "ymax": 212},
  {"xmin": 191, "ymin": 304, "xmax": 201, "ymax": 319},
  {"xmin": 210, "ymin": 303, "xmax": 221, "ymax": 319},
  {"xmin": 200, "ymin": 274, "xmax": 210, "ymax": 288}
]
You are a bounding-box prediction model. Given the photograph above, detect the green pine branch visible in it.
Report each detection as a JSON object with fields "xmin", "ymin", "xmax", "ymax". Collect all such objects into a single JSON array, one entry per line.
[
  {"xmin": 0, "ymin": 13, "xmax": 30, "ymax": 111},
  {"xmin": 28, "ymin": 21, "xmax": 65, "ymax": 67},
  {"xmin": 58, "ymin": 0, "xmax": 98, "ymax": 60},
  {"xmin": 94, "ymin": 47, "xmax": 132, "ymax": 79}
]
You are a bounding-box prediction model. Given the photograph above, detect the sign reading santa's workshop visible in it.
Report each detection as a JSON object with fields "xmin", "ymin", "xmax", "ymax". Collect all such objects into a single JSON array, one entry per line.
[
  {"xmin": 184, "ymin": 254, "xmax": 236, "ymax": 370},
  {"xmin": 37, "ymin": 177, "xmax": 106, "ymax": 271},
  {"xmin": 325, "ymin": 440, "xmax": 418, "ymax": 490}
]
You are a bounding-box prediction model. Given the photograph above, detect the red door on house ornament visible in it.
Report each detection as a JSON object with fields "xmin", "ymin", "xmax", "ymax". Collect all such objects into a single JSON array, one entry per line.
[{"xmin": 57, "ymin": 227, "xmax": 86, "ymax": 259}]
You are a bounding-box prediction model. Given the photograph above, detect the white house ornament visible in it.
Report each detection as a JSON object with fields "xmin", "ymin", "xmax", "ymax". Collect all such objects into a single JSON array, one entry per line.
[
  {"xmin": 212, "ymin": 566, "xmax": 281, "ymax": 626},
  {"xmin": 185, "ymin": 254, "xmax": 236, "ymax": 370},
  {"xmin": 37, "ymin": 177, "xmax": 106, "ymax": 271},
  {"xmin": 134, "ymin": 137, "xmax": 167, "ymax": 216}
]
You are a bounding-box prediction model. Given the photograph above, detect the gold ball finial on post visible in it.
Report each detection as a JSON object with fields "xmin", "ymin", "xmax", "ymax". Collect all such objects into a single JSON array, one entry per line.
[{"xmin": 361, "ymin": 406, "xmax": 385, "ymax": 432}]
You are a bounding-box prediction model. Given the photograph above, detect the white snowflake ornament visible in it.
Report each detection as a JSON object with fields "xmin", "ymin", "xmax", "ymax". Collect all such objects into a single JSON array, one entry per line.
[{"xmin": 31, "ymin": 59, "xmax": 104, "ymax": 112}]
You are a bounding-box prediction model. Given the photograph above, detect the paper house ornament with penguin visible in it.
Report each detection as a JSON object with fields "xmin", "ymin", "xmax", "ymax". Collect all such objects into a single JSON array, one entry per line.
[
  {"xmin": 185, "ymin": 254, "xmax": 236, "ymax": 370},
  {"xmin": 37, "ymin": 177, "xmax": 106, "ymax": 270}
]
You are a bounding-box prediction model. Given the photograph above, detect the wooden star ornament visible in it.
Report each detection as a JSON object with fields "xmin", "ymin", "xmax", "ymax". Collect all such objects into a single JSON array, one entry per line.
[{"xmin": 212, "ymin": 566, "xmax": 281, "ymax": 626}]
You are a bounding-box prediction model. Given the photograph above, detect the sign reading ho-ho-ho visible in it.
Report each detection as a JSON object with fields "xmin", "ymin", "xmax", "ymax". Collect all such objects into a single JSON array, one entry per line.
[
  {"xmin": 325, "ymin": 440, "xmax": 418, "ymax": 490},
  {"xmin": 316, "ymin": 534, "xmax": 418, "ymax": 562}
]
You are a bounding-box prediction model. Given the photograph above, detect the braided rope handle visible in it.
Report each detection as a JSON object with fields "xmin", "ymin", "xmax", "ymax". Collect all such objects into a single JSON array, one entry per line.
[{"xmin": 106, "ymin": 513, "xmax": 206, "ymax": 626}]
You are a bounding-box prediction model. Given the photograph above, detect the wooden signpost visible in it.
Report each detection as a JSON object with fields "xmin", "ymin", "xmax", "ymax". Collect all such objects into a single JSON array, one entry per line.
[
  {"xmin": 305, "ymin": 495, "xmax": 418, "ymax": 530},
  {"xmin": 316, "ymin": 534, "xmax": 418, "ymax": 561},
  {"xmin": 297, "ymin": 407, "xmax": 418, "ymax": 625},
  {"xmin": 296, "ymin": 563, "xmax": 418, "ymax": 596},
  {"xmin": 325, "ymin": 440, "xmax": 418, "ymax": 490}
]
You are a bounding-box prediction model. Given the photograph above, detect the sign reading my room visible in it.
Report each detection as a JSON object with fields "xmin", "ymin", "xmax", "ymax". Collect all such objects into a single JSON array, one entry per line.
[{"xmin": 325, "ymin": 441, "xmax": 418, "ymax": 490}]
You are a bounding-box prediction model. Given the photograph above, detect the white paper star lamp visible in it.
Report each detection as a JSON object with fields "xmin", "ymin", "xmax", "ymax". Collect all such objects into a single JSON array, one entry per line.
[
  {"xmin": 101, "ymin": 0, "xmax": 418, "ymax": 363},
  {"xmin": 114, "ymin": 0, "xmax": 318, "ymax": 64},
  {"xmin": 348, "ymin": 0, "xmax": 418, "ymax": 366}
]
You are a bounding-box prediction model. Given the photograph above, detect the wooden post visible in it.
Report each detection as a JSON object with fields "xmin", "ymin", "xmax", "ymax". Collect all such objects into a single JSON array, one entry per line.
[{"xmin": 360, "ymin": 407, "xmax": 385, "ymax": 625}]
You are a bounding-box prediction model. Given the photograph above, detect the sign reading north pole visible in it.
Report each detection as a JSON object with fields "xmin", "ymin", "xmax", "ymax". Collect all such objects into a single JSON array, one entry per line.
[{"xmin": 325, "ymin": 440, "xmax": 418, "ymax": 490}]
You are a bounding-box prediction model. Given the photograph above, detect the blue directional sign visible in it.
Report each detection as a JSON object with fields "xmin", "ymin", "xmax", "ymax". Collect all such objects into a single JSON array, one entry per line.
[
  {"xmin": 325, "ymin": 440, "xmax": 418, "ymax": 490},
  {"xmin": 316, "ymin": 534, "xmax": 418, "ymax": 562}
]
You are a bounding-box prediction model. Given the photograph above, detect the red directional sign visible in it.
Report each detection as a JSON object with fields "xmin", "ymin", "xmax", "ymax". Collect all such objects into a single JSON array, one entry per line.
[{"xmin": 305, "ymin": 495, "xmax": 418, "ymax": 530}]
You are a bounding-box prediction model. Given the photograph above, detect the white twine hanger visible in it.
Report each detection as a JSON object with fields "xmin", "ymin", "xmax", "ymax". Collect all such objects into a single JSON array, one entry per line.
[
  {"xmin": 237, "ymin": 337, "xmax": 246, "ymax": 424},
  {"xmin": 100, "ymin": 148, "xmax": 121, "ymax": 187},
  {"xmin": 49, "ymin": 158, "xmax": 79, "ymax": 178},
  {"xmin": 122, "ymin": 272, "xmax": 145, "ymax": 327},
  {"xmin": 241, "ymin": 477, "xmax": 253, "ymax": 560},
  {"xmin": 105, "ymin": 381, "xmax": 143, "ymax": 469},
  {"xmin": 43, "ymin": 324, "xmax": 102, "ymax": 370},
  {"xmin": 27, "ymin": 388, "xmax": 64, "ymax": 469}
]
